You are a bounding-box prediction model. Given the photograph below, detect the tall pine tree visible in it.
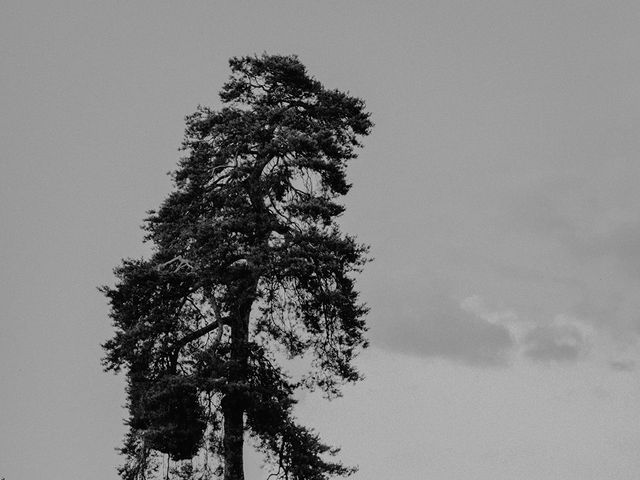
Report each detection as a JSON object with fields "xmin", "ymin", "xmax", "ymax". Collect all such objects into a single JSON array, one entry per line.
[{"xmin": 102, "ymin": 54, "xmax": 372, "ymax": 480}]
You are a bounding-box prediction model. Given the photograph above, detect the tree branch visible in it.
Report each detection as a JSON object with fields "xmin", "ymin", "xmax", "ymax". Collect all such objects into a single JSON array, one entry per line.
[
  {"xmin": 156, "ymin": 255, "xmax": 195, "ymax": 272},
  {"xmin": 175, "ymin": 295, "xmax": 225, "ymax": 350}
]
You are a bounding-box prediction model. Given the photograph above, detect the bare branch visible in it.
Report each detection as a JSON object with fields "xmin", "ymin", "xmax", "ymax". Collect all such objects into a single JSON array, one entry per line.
[{"xmin": 156, "ymin": 256, "xmax": 195, "ymax": 272}]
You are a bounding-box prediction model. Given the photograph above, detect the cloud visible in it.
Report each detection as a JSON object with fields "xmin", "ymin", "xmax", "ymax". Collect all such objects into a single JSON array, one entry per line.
[
  {"xmin": 500, "ymin": 162, "xmax": 640, "ymax": 348},
  {"xmin": 522, "ymin": 321, "xmax": 589, "ymax": 363},
  {"xmin": 460, "ymin": 295, "xmax": 517, "ymax": 325},
  {"xmin": 461, "ymin": 296, "xmax": 595, "ymax": 365},
  {"xmin": 373, "ymin": 289, "xmax": 515, "ymax": 366},
  {"xmin": 367, "ymin": 156, "xmax": 640, "ymax": 369}
]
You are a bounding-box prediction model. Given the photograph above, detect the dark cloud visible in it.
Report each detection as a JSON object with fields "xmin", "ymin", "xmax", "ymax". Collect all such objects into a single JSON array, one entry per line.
[
  {"xmin": 373, "ymin": 290, "xmax": 514, "ymax": 366},
  {"xmin": 522, "ymin": 324, "xmax": 588, "ymax": 362}
]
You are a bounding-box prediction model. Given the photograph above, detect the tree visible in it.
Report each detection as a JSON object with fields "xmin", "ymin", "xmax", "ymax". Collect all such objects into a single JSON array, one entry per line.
[{"xmin": 102, "ymin": 54, "xmax": 373, "ymax": 480}]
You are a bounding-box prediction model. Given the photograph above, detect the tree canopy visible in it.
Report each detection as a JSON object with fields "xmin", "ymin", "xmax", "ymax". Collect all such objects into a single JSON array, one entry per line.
[{"xmin": 102, "ymin": 54, "xmax": 373, "ymax": 480}]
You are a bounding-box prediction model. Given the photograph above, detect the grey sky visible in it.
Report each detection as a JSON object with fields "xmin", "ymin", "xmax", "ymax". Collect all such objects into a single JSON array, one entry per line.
[{"xmin": 3, "ymin": 1, "xmax": 640, "ymax": 479}]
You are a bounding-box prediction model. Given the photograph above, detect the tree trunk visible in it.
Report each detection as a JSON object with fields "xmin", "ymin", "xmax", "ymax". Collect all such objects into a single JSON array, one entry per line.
[
  {"xmin": 222, "ymin": 397, "xmax": 245, "ymax": 480},
  {"xmin": 222, "ymin": 280, "xmax": 256, "ymax": 480}
]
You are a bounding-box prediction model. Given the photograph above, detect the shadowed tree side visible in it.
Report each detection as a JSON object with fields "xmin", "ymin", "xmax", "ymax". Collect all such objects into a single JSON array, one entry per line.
[{"xmin": 102, "ymin": 54, "xmax": 372, "ymax": 480}]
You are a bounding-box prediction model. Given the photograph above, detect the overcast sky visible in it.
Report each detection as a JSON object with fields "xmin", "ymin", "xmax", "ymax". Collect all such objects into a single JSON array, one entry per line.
[{"xmin": 3, "ymin": 1, "xmax": 640, "ymax": 479}]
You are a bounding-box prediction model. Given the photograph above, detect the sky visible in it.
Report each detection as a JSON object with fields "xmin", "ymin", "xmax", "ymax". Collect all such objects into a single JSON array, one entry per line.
[{"xmin": 2, "ymin": 1, "xmax": 640, "ymax": 478}]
